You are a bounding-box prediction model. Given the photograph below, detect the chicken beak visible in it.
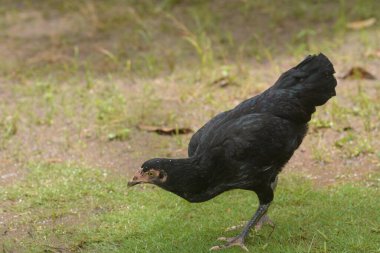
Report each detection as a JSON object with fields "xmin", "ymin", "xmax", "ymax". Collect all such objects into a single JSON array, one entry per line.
[{"xmin": 127, "ymin": 168, "xmax": 144, "ymax": 187}]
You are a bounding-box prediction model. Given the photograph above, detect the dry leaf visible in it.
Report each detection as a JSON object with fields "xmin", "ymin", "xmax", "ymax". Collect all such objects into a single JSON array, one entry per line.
[
  {"xmin": 346, "ymin": 18, "xmax": 376, "ymax": 30},
  {"xmin": 211, "ymin": 77, "xmax": 237, "ymax": 88},
  {"xmin": 341, "ymin": 67, "xmax": 376, "ymax": 80},
  {"xmin": 138, "ymin": 125, "xmax": 193, "ymax": 135},
  {"xmin": 342, "ymin": 126, "xmax": 353, "ymax": 131}
]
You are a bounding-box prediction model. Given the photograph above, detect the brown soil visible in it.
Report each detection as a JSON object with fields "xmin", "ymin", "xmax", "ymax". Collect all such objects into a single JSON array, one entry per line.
[{"xmin": 0, "ymin": 1, "xmax": 379, "ymax": 188}]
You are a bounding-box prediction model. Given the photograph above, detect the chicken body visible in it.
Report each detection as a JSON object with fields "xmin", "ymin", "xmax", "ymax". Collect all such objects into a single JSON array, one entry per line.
[{"xmin": 129, "ymin": 54, "xmax": 337, "ymax": 250}]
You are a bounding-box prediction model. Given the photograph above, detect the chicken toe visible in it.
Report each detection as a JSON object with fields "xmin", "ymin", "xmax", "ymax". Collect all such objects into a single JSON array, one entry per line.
[{"xmin": 210, "ymin": 236, "xmax": 248, "ymax": 251}]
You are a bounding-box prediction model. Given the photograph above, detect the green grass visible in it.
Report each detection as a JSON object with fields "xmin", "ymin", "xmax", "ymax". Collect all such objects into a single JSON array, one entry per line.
[
  {"xmin": 1, "ymin": 1, "xmax": 380, "ymax": 252},
  {"xmin": 1, "ymin": 164, "xmax": 379, "ymax": 253}
]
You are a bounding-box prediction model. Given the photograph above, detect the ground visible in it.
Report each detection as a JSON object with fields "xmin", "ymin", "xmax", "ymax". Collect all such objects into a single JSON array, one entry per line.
[{"xmin": 0, "ymin": 1, "xmax": 379, "ymax": 252}]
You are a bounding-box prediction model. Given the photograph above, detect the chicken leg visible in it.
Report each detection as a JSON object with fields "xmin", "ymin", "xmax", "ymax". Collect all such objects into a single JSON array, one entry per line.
[
  {"xmin": 224, "ymin": 176, "xmax": 277, "ymax": 233},
  {"xmin": 210, "ymin": 203, "xmax": 271, "ymax": 251}
]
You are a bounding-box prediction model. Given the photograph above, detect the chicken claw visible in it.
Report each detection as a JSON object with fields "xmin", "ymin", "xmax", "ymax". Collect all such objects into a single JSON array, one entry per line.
[{"xmin": 210, "ymin": 236, "xmax": 249, "ymax": 251}]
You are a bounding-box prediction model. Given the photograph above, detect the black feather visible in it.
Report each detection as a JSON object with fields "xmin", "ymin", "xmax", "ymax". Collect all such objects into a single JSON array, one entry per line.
[{"xmin": 142, "ymin": 54, "xmax": 337, "ymax": 204}]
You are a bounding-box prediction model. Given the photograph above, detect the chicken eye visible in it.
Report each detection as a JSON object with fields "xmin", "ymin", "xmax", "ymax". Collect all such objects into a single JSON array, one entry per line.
[{"xmin": 148, "ymin": 171, "xmax": 154, "ymax": 177}]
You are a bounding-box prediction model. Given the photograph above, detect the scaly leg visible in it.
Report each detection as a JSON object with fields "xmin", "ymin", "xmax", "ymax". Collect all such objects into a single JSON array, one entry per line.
[
  {"xmin": 210, "ymin": 203, "xmax": 271, "ymax": 251},
  {"xmin": 224, "ymin": 176, "xmax": 278, "ymax": 234}
]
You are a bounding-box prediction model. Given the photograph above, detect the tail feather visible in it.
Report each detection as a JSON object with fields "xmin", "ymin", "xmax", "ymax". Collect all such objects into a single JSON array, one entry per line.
[
  {"xmin": 273, "ymin": 53, "xmax": 337, "ymax": 106},
  {"xmin": 262, "ymin": 53, "xmax": 337, "ymax": 123}
]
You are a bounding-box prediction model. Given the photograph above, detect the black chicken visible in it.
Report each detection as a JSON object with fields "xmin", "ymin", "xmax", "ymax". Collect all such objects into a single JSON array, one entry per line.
[{"xmin": 128, "ymin": 54, "xmax": 337, "ymax": 251}]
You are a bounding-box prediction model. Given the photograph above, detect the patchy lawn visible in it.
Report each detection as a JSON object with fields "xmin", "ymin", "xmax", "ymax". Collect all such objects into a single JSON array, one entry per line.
[
  {"xmin": 0, "ymin": 0, "xmax": 380, "ymax": 252},
  {"xmin": 1, "ymin": 164, "xmax": 380, "ymax": 252}
]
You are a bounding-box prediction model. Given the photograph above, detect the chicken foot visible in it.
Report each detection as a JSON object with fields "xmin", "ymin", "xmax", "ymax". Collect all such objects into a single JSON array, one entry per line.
[{"xmin": 210, "ymin": 203, "xmax": 271, "ymax": 251}]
